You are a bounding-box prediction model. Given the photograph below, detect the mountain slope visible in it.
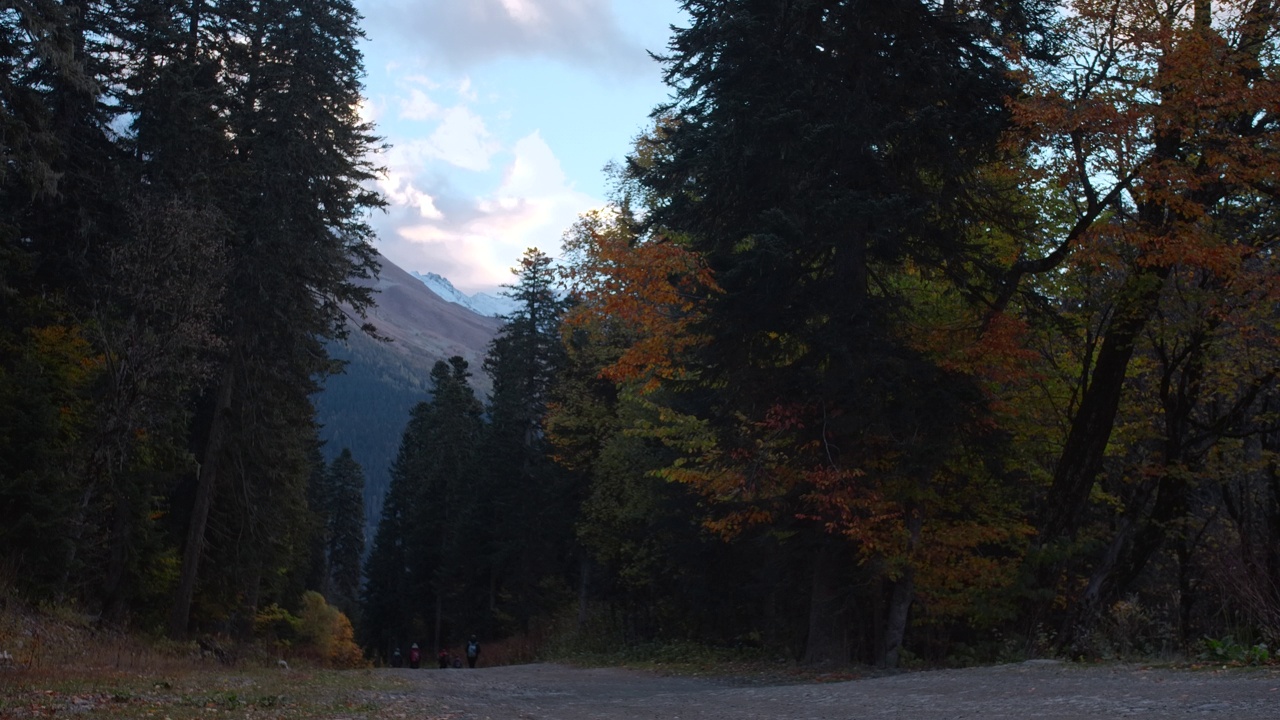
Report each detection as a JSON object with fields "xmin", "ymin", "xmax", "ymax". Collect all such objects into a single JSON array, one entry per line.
[{"xmin": 314, "ymin": 253, "xmax": 503, "ymax": 533}]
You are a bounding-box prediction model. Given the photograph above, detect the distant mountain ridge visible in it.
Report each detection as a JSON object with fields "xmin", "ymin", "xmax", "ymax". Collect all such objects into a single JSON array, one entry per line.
[
  {"xmin": 409, "ymin": 270, "xmax": 519, "ymax": 318},
  {"xmin": 315, "ymin": 253, "xmax": 504, "ymax": 534}
]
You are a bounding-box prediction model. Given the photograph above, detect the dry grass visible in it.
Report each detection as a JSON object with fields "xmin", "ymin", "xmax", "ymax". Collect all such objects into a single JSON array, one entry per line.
[{"xmin": 0, "ymin": 603, "xmax": 425, "ymax": 719}]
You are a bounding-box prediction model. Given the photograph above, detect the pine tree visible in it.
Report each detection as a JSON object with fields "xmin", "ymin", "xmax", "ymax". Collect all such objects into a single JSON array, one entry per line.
[
  {"xmin": 415, "ymin": 358, "xmax": 486, "ymax": 649},
  {"xmin": 166, "ymin": 0, "xmax": 383, "ymax": 637},
  {"xmin": 361, "ymin": 358, "xmax": 485, "ymax": 656},
  {"xmin": 361, "ymin": 404, "xmax": 430, "ymax": 659},
  {"xmin": 326, "ymin": 448, "xmax": 366, "ymax": 620},
  {"xmin": 626, "ymin": 0, "xmax": 1053, "ymax": 666},
  {"xmin": 480, "ymin": 250, "xmax": 574, "ymax": 632}
]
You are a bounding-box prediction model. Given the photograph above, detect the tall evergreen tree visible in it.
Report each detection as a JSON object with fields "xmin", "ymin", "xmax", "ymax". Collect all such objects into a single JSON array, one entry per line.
[
  {"xmin": 361, "ymin": 358, "xmax": 484, "ymax": 656},
  {"xmin": 325, "ymin": 448, "xmax": 366, "ymax": 620},
  {"xmin": 361, "ymin": 402, "xmax": 427, "ymax": 658},
  {"xmin": 626, "ymin": 0, "xmax": 1053, "ymax": 666},
  {"xmin": 166, "ymin": 0, "xmax": 383, "ymax": 637},
  {"xmin": 482, "ymin": 249, "xmax": 574, "ymax": 633}
]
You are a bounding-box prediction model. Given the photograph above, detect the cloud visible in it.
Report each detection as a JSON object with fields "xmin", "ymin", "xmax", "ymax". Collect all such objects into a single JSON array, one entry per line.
[
  {"xmin": 378, "ymin": 171, "xmax": 444, "ymax": 221},
  {"xmin": 386, "ymin": 105, "xmax": 501, "ymax": 172},
  {"xmin": 360, "ymin": 0, "xmax": 650, "ymax": 78},
  {"xmin": 373, "ymin": 132, "xmax": 599, "ymax": 293},
  {"xmin": 398, "ymin": 88, "xmax": 439, "ymax": 121}
]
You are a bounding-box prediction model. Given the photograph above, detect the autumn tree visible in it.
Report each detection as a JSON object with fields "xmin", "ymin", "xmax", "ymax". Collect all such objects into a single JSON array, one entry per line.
[
  {"xmin": 612, "ymin": 0, "xmax": 1054, "ymax": 666},
  {"xmin": 998, "ymin": 0, "xmax": 1280, "ymax": 643}
]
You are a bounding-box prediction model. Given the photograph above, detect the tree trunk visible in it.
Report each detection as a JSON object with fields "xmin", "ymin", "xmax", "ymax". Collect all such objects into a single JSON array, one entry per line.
[
  {"xmin": 577, "ymin": 555, "xmax": 590, "ymax": 633},
  {"xmin": 102, "ymin": 481, "xmax": 135, "ymax": 624},
  {"xmin": 168, "ymin": 363, "xmax": 235, "ymax": 639},
  {"xmin": 881, "ymin": 512, "xmax": 921, "ymax": 668},
  {"xmin": 1040, "ymin": 267, "xmax": 1168, "ymax": 544},
  {"xmin": 802, "ymin": 541, "xmax": 849, "ymax": 665}
]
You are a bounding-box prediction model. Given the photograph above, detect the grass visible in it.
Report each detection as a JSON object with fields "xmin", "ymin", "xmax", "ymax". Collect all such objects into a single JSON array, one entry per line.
[
  {"xmin": 539, "ymin": 635, "xmax": 883, "ymax": 686},
  {"xmin": 0, "ymin": 665, "xmax": 416, "ymax": 719},
  {"xmin": 0, "ymin": 603, "xmax": 429, "ymax": 719}
]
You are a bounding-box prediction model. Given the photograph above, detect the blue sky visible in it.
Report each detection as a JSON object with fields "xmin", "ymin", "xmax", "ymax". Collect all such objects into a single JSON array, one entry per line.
[{"xmin": 354, "ymin": 0, "xmax": 686, "ymax": 294}]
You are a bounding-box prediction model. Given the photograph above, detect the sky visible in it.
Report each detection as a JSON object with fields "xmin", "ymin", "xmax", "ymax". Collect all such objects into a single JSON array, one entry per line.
[{"xmin": 353, "ymin": 0, "xmax": 687, "ymax": 295}]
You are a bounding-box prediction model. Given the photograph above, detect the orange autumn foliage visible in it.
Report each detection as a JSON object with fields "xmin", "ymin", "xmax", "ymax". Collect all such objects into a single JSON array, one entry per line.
[{"xmin": 559, "ymin": 209, "xmax": 719, "ymax": 393}]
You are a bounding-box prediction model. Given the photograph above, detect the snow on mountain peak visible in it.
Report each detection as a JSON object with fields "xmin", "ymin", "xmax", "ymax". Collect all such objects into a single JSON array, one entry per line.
[{"xmin": 409, "ymin": 271, "xmax": 518, "ymax": 318}]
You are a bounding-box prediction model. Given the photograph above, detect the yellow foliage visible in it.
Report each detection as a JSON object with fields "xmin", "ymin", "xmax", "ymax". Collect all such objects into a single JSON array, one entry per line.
[{"xmin": 297, "ymin": 591, "xmax": 365, "ymax": 668}]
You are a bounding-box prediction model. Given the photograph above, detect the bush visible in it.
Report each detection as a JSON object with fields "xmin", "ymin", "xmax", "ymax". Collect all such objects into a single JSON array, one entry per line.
[
  {"xmin": 297, "ymin": 592, "xmax": 364, "ymax": 668},
  {"xmin": 253, "ymin": 604, "xmax": 301, "ymax": 642},
  {"xmin": 1200, "ymin": 636, "xmax": 1272, "ymax": 666}
]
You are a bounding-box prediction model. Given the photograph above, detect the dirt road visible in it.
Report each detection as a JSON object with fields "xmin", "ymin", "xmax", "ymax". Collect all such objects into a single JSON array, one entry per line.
[{"xmin": 381, "ymin": 661, "xmax": 1280, "ymax": 719}]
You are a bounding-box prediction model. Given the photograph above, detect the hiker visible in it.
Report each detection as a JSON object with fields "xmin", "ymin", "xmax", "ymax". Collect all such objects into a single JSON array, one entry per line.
[
  {"xmin": 408, "ymin": 643, "xmax": 421, "ymax": 669},
  {"xmin": 465, "ymin": 636, "xmax": 480, "ymax": 668},
  {"xmin": 390, "ymin": 647, "xmax": 403, "ymax": 668},
  {"xmin": 438, "ymin": 648, "xmax": 450, "ymax": 669}
]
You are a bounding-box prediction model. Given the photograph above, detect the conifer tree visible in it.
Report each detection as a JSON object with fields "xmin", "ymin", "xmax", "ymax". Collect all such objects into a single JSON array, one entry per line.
[
  {"xmin": 625, "ymin": 0, "xmax": 1053, "ymax": 666},
  {"xmin": 481, "ymin": 249, "xmax": 574, "ymax": 632},
  {"xmin": 166, "ymin": 0, "xmax": 383, "ymax": 637},
  {"xmin": 361, "ymin": 403, "xmax": 430, "ymax": 659},
  {"xmin": 362, "ymin": 358, "xmax": 484, "ymax": 655},
  {"xmin": 326, "ymin": 448, "xmax": 366, "ymax": 620}
]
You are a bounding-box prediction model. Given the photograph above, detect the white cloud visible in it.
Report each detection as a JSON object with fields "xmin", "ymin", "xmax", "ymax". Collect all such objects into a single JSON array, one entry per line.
[
  {"xmin": 500, "ymin": 0, "xmax": 543, "ymax": 25},
  {"xmin": 373, "ymin": 131, "xmax": 599, "ymax": 293},
  {"xmin": 427, "ymin": 107, "xmax": 501, "ymax": 171},
  {"xmin": 378, "ymin": 171, "xmax": 444, "ymax": 221},
  {"xmin": 398, "ymin": 88, "xmax": 439, "ymax": 121},
  {"xmin": 385, "ymin": 106, "xmax": 500, "ymax": 172},
  {"xmin": 360, "ymin": 0, "xmax": 650, "ymax": 78}
]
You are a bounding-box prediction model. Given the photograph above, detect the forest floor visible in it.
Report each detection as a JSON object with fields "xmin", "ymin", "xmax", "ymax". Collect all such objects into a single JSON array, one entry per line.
[{"xmin": 5, "ymin": 658, "xmax": 1280, "ymax": 719}]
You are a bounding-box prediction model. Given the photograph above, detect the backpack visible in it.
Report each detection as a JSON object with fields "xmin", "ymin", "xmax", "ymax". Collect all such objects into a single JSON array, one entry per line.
[{"xmin": 466, "ymin": 641, "xmax": 478, "ymax": 658}]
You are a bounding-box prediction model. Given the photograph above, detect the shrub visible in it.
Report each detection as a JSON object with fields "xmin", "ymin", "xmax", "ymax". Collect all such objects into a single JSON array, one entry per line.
[{"xmin": 297, "ymin": 591, "xmax": 364, "ymax": 668}]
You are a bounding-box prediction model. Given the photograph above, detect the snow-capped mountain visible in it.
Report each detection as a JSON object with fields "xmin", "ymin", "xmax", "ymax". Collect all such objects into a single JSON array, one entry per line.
[{"xmin": 410, "ymin": 271, "xmax": 520, "ymax": 318}]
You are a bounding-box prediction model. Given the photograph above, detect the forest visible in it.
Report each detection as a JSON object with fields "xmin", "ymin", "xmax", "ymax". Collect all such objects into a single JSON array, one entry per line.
[{"xmin": 3, "ymin": 0, "xmax": 1279, "ymax": 669}]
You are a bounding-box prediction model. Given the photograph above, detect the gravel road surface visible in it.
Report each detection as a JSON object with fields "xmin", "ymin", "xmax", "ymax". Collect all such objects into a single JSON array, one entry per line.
[{"xmin": 376, "ymin": 660, "xmax": 1280, "ymax": 719}]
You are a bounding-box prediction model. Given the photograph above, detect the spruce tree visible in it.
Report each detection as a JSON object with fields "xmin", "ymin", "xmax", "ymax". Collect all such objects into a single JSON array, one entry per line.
[
  {"xmin": 166, "ymin": 0, "xmax": 383, "ymax": 637},
  {"xmin": 362, "ymin": 358, "xmax": 484, "ymax": 655},
  {"xmin": 628, "ymin": 0, "xmax": 1053, "ymax": 666},
  {"xmin": 414, "ymin": 358, "xmax": 485, "ymax": 649},
  {"xmin": 362, "ymin": 402, "xmax": 430, "ymax": 659},
  {"xmin": 326, "ymin": 448, "xmax": 366, "ymax": 620},
  {"xmin": 482, "ymin": 249, "xmax": 573, "ymax": 633}
]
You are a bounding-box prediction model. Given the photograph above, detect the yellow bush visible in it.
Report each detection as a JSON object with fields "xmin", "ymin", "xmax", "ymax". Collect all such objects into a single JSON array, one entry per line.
[{"xmin": 297, "ymin": 591, "xmax": 364, "ymax": 668}]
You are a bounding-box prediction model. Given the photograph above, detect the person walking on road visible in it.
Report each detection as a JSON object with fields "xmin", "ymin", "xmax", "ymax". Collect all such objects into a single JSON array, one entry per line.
[{"xmin": 465, "ymin": 636, "xmax": 480, "ymax": 668}]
